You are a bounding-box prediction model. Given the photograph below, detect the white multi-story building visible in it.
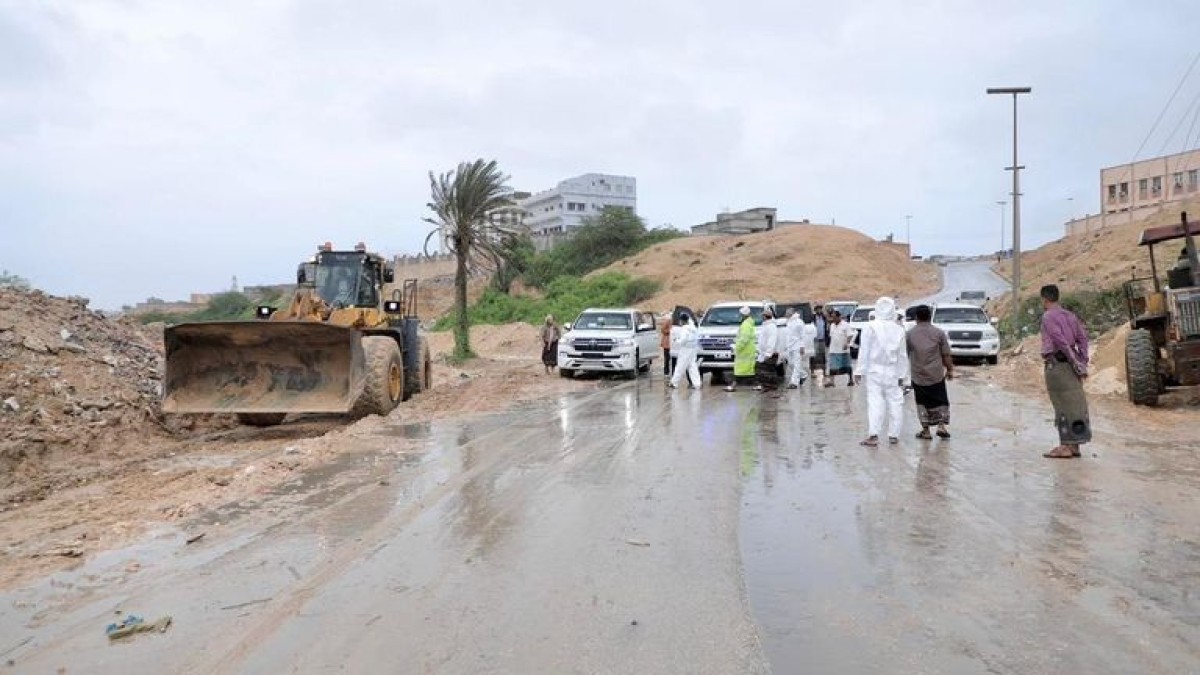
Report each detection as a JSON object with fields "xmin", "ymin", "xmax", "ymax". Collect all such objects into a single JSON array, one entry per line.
[{"xmin": 518, "ymin": 174, "xmax": 637, "ymax": 246}]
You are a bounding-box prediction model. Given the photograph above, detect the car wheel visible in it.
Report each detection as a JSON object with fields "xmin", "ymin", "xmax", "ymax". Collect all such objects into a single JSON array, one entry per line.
[
  {"xmin": 560, "ymin": 368, "xmax": 574, "ymax": 379},
  {"xmin": 986, "ymin": 355, "xmax": 998, "ymax": 365}
]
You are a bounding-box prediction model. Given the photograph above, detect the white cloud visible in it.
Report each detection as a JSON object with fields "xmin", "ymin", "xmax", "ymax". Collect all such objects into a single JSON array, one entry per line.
[{"xmin": 2, "ymin": 0, "xmax": 1200, "ymax": 308}]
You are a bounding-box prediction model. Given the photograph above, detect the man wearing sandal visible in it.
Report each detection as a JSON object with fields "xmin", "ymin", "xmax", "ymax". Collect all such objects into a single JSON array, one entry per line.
[
  {"xmin": 854, "ymin": 297, "xmax": 910, "ymax": 447},
  {"xmin": 1039, "ymin": 285, "xmax": 1091, "ymax": 459},
  {"xmin": 906, "ymin": 305, "xmax": 953, "ymax": 440}
]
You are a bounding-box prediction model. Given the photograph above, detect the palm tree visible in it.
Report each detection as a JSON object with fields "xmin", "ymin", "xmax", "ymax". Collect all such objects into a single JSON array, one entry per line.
[{"xmin": 423, "ymin": 159, "xmax": 517, "ymax": 360}]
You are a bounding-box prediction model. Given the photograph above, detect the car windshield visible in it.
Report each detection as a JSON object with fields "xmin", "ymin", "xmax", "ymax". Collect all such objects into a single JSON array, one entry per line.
[
  {"xmin": 934, "ymin": 308, "xmax": 990, "ymax": 324},
  {"xmin": 850, "ymin": 308, "xmax": 873, "ymax": 322},
  {"xmin": 960, "ymin": 292, "xmax": 985, "ymax": 300},
  {"xmin": 572, "ymin": 312, "xmax": 632, "ymax": 330},
  {"xmin": 700, "ymin": 306, "xmax": 764, "ymax": 327},
  {"xmin": 827, "ymin": 303, "xmax": 857, "ymax": 318}
]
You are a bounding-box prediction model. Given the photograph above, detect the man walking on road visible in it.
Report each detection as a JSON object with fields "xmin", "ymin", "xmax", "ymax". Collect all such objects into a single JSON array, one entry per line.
[
  {"xmin": 855, "ymin": 297, "xmax": 910, "ymax": 447},
  {"xmin": 1040, "ymin": 285, "xmax": 1091, "ymax": 459},
  {"xmin": 726, "ymin": 306, "xmax": 758, "ymax": 392},
  {"xmin": 906, "ymin": 305, "xmax": 954, "ymax": 440},
  {"xmin": 825, "ymin": 311, "xmax": 855, "ymax": 387},
  {"xmin": 755, "ymin": 306, "xmax": 782, "ymax": 391}
]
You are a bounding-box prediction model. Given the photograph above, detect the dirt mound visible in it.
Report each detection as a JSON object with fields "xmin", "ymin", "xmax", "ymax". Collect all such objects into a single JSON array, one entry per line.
[
  {"xmin": 0, "ymin": 288, "xmax": 176, "ymax": 496},
  {"xmin": 599, "ymin": 224, "xmax": 939, "ymax": 311},
  {"xmin": 996, "ymin": 197, "xmax": 1200, "ymax": 297}
]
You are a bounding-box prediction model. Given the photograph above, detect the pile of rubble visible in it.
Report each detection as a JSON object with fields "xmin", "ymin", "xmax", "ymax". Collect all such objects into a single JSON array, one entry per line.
[{"xmin": 0, "ymin": 287, "xmax": 170, "ymax": 500}]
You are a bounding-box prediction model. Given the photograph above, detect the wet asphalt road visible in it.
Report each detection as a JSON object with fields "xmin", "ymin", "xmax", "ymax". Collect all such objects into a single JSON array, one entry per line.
[
  {"xmin": 3, "ymin": 262, "xmax": 1199, "ymax": 673},
  {"xmin": 909, "ymin": 261, "xmax": 1011, "ymax": 307}
]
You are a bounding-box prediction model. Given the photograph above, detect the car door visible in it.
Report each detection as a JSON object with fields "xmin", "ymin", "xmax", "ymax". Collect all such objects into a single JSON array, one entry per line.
[{"xmin": 636, "ymin": 311, "xmax": 658, "ymax": 357}]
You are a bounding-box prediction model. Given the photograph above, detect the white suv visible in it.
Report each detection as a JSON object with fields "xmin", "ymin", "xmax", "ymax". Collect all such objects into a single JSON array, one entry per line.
[
  {"xmin": 695, "ymin": 301, "xmax": 770, "ymax": 385},
  {"xmin": 930, "ymin": 303, "xmax": 1000, "ymax": 364},
  {"xmin": 558, "ymin": 308, "xmax": 660, "ymax": 378}
]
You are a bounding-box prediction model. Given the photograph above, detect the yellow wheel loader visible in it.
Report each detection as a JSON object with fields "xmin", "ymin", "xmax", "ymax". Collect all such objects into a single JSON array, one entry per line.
[{"xmin": 162, "ymin": 243, "xmax": 432, "ymax": 426}]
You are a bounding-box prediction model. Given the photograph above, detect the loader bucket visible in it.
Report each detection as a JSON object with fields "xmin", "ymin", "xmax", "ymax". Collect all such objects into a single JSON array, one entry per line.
[{"xmin": 162, "ymin": 321, "xmax": 366, "ymax": 414}]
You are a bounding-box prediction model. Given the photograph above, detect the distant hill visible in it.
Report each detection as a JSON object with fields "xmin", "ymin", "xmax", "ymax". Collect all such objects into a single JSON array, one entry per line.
[{"xmin": 597, "ymin": 224, "xmax": 940, "ymax": 312}]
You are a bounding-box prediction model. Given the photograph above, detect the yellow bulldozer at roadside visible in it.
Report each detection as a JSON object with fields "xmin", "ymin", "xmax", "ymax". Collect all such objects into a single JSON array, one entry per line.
[{"xmin": 162, "ymin": 242, "xmax": 432, "ymax": 426}]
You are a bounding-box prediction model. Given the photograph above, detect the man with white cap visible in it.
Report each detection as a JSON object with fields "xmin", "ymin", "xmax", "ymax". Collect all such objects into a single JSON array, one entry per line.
[
  {"xmin": 755, "ymin": 305, "xmax": 781, "ymax": 391},
  {"xmin": 725, "ymin": 305, "xmax": 758, "ymax": 392},
  {"xmin": 854, "ymin": 297, "xmax": 910, "ymax": 446}
]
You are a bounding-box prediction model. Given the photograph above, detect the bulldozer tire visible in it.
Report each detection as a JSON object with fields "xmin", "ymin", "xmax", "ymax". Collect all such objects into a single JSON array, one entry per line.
[
  {"xmin": 404, "ymin": 337, "xmax": 432, "ymax": 401},
  {"xmin": 237, "ymin": 413, "xmax": 286, "ymax": 427},
  {"xmin": 354, "ymin": 336, "xmax": 404, "ymax": 418},
  {"xmin": 1125, "ymin": 328, "xmax": 1160, "ymax": 406}
]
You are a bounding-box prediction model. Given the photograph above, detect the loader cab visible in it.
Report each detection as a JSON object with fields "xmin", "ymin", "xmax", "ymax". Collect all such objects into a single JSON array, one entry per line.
[{"xmin": 310, "ymin": 251, "xmax": 382, "ymax": 309}]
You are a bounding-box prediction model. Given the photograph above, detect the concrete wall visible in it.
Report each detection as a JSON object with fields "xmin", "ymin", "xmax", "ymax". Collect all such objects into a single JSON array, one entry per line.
[{"xmin": 691, "ymin": 207, "xmax": 778, "ymax": 235}]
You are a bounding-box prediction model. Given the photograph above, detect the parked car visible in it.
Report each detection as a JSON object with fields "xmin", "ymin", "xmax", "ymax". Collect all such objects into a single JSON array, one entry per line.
[
  {"xmin": 955, "ymin": 290, "xmax": 988, "ymax": 307},
  {"xmin": 847, "ymin": 306, "xmax": 904, "ymax": 358},
  {"xmin": 824, "ymin": 301, "xmax": 859, "ymax": 321},
  {"xmin": 774, "ymin": 301, "xmax": 814, "ymax": 324},
  {"xmin": 558, "ymin": 308, "xmax": 660, "ymax": 378},
  {"xmin": 931, "ymin": 303, "xmax": 1000, "ymax": 364},
  {"xmin": 695, "ymin": 300, "xmax": 772, "ymax": 385}
]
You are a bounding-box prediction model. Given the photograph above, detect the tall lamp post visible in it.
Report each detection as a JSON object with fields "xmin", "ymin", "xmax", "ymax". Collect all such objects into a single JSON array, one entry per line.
[
  {"xmin": 905, "ymin": 214, "xmax": 912, "ymax": 255},
  {"xmin": 987, "ymin": 86, "xmax": 1032, "ymax": 336},
  {"xmin": 996, "ymin": 200, "xmax": 1007, "ymax": 255}
]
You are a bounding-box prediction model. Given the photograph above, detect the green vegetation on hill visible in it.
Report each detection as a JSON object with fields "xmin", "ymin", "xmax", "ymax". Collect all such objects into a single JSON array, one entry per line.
[
  {"xmin": 444, "ymin": 207, "xmax": 680, "ymax": 328},
  {"xmin": 998, "ymin": 286, "xmax": 1128, "ymax": 346},
  {"xmin": 434, "ymin": 272, "xmax": 661, "ymax": 329}
]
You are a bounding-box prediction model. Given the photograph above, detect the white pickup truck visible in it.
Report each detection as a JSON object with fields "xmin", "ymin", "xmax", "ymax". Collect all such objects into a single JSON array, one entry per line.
[
  {"xmin": 558, "ymin": 308, "xmax": 660, "ymax": 379},
  {"xmin": 695, "ymin": 300, "xmax": 770, "ymax": 386}
]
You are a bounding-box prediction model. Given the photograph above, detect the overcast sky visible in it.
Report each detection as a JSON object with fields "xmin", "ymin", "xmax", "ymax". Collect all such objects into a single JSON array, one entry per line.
[{"xmin": 4, "ymin": 0, "xmax": 1200, "ymax": 309}]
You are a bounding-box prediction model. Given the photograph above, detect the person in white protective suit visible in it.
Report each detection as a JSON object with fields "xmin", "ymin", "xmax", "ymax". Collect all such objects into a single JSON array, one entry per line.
[
  {"xmin": 802, "ymin": 317, "xmax": 819, "ymax": 385},
  {"xmin": 854, "ymin": 297, "xmax": 911, "ymax": 447},
  {"xmin": 669, "ymin": 315, "xmax": 701, "ymax": 389},
  {"xmin": 784, "ymin": 309, "xmax": 808, "ymax": 389}
]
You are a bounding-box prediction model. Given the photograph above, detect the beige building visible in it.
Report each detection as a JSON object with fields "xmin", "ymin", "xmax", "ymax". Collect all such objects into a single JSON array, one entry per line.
[
  {"xmin": 691, "ymin": 207, "xmax": 778, "ymax": 235},
  {"xmin": 1065, "ymin": 149, "xmax": 1200, "ymax": 236}
]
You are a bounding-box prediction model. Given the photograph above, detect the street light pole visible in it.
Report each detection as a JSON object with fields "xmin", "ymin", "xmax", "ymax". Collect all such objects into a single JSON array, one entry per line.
[
  {"xmin": 905, "ymin": 214, "xmax": 912, "ymax": 254},
  {"xmin": 996, "ymin": 200, "xmax": 1007, "ymax": 255},
  {"xmin": 987, "ymin": 86, "xmax": 1032, "ymax": 337}
]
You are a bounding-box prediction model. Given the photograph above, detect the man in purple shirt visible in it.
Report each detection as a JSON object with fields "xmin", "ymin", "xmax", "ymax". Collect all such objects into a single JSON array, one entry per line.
[{"xmin": 1039, "ymin": 285, "xmax": 1091, "ymax": 458}]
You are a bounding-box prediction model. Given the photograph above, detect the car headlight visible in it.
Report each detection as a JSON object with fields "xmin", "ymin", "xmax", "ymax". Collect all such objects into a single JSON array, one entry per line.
[
  {"xmin": 561, "ymin": 336, "xmax": 574, "ymax": 345},
  {"xmin": 983, "ymin": 330, "xmax": 999, "ymax": 340},
  {"xmin": 618, "ymin": 338, "xmax": 636, "ymax": 347}
]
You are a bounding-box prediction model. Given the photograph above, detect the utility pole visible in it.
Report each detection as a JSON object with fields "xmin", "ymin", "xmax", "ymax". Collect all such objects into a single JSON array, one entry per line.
[
  {"xmin": 987, "ymin": 86, "xmax": 1032, "ymax": 337},
  {"xmin": 996, "ymin": 200, "xmax": 1007, "ymax": 255},
  {"xmin": 905, "ymin": 215, "xmax": 912, "ymax": 256}
]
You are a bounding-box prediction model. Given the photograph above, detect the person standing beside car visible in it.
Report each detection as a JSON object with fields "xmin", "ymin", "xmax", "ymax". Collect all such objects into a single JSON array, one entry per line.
[
  {"xmin": 825, "ymin": 311, "xmax": 855, "ymax": 387},
  {"xmin": 659, "ymin": 313, "xmax": 674, "ymax": 377},
  {"xmin": 755, "ymin": 306, "xmax": 782, "ymax": 392},
  {"xmin": 784, "ymin": 308, "xmax": 808, "ymax": 389},
  {"xmin": 669, "ymin": 314, "xmax": 702, "ymax": 389},
  {"xmin": 726, "ymin": 306, "xmax": 758, "ymax": 392},
  {"xmin": 812, "ymin": 305, "xmax": 829, "ymax": 379},
  {"xmin": 1039, "ymin": 285, "xmax": 1091, "ymax": 459},
  {"xmin": 540, "ymin": 315, "xmax": 560, "ymax": 375}
]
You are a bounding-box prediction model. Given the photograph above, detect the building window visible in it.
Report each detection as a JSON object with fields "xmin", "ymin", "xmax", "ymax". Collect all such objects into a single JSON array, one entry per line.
[
  {"xmin": 1190, "ymin": 169, "xmax": 1199, "ymax": 192},
  {"xmin": 1119, "ymin": 182, "xmax": 1129, "ymax": 202},
  {"xmin": 1174, "ymin": 172, "xmax": 1185, "ymax": 192},
  {"xmin": 1151, "ymin": 176, "xmax": 1163, "ymax": 196},
  {"xmin": 1139, "ymin": 178, "xmax": 1148, "ymax": 200},
  {"xmin": 1107, "ymin": 184, "xmax": 1117, "ymax": 203}
]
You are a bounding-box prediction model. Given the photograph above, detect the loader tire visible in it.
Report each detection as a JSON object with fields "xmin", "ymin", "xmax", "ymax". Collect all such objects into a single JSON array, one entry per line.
[
  {"xmin": 354, "ymin": 337, "xmax": 404, "ymax": 418},
  {"xmin": 237, "ymin": 413, "xmax": 286, "ymax": 427},
  {"xmin": 404, "ymin": 337, "xmax": 432, "ymax": 400},
  {"xmin": 1125, "ymin": 328, "xmax": 1160, "ymax": 407}
]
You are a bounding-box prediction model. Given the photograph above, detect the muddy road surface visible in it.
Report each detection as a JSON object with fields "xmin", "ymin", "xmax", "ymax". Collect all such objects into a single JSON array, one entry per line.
[{"xmin": 2, "ymin": 368, "xmax": 1199, "ymax": 674}]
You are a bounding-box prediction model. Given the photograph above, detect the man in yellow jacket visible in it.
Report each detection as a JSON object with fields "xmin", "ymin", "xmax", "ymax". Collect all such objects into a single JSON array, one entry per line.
[{"xmin": 726, "ymin": 306, "xmax": 757, "ymax": 392}]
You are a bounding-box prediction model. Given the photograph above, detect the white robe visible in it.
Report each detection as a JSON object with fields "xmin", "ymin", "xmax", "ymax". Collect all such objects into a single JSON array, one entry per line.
[
  {"xmin": 855, "ymin": 298, "xmax": 910, "ymax": 438},
  {"xmin": 671, "ymin": 322, "xmax": 701, "ymax": 388}
]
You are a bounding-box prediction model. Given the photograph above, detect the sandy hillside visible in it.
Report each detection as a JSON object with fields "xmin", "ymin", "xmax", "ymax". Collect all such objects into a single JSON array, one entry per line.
[
  {"xmin": 994, "ymin": 197, "xmax": 1200, "ymax": 296},
  {"xmin": 599, "ymin": 224, "xmax": 940, "ymax": 311}
]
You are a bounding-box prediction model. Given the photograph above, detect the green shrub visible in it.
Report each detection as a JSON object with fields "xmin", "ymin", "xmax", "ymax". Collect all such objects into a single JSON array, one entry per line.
[
  {"xmin": 997, "ymin": 286, "xmax": 1128, "ymax": 347},
  {"xmin": 435, "ymin": 272, "xmax": 662, "ymax": 329}
]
